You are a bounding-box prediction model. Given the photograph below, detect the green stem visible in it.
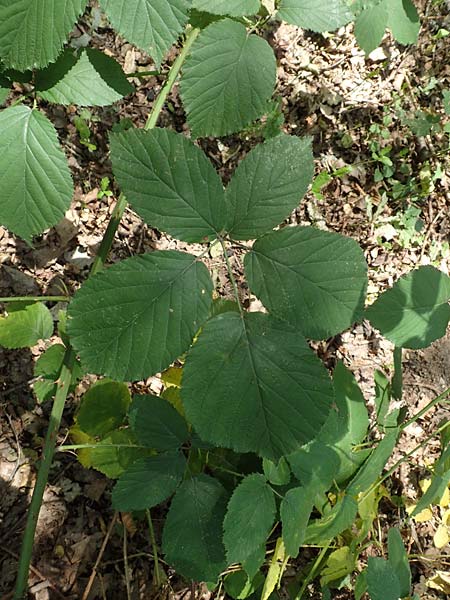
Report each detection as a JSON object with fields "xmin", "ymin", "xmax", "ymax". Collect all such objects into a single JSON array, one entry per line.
[
  {"xmin": 294, "ymin": 541, "xmax": 331, "ymax": 600},
  {"xmin": 219, "ymin": 237, "xmax": 243, "ymax": 314},
  {"xmin": 14, "ymin": 348, "xmax": 76, "ymax": 600},
  {"xmin": 392, "ymin": 346, "xmax": 403, "ymax": 400},
  {"xmin": 146, "ymin": 509, "xmax": 161, "ymax": 587},
  {"xmin": 90, "ymin": 192, "xmax": 128, "ymax": 276},
  {"xmin": 57, "ymin": 443, "xmax": 148, "ymax": 451},
  {"xmin": 126, "ymin": 70, "xmax": 159, "ymax": 78},
  {"xmin": 144, "ymin": 26, "xmax": 199, "ymax": 131},
  {"xmin": 0, "ymin": 296, "xmax": 69, "ymax": 303},
  {"xmin": 400, "ymin": 384, "xmax": 450, "ymax": 431}
]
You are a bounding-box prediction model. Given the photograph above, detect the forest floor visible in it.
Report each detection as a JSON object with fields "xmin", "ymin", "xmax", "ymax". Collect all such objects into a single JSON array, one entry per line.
[{"xmin": 1, "ymin": 1, "xmax": 450, "ymax": 599}]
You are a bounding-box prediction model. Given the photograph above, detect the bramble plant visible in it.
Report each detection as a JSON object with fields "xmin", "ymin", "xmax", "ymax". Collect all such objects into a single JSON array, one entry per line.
[{"xmin": 0, "ymin": 1, "xmax": 448, "ymax": 599}]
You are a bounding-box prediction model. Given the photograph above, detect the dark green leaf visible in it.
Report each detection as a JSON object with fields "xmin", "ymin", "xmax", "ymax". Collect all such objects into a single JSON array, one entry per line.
[
  {"xmin": 305, "ymin": 495, "xmax": 358, "ymax": 544},
  {"xmin": 180, "ymin": 19, "xmax": 276, "ymax": 137},
  {"xmin": 224, "ymin": 570, "xmax": 264, "ymax": 599},
  {"xmin": 245, "ymin": 227, "xmax": 368, "ymax": 339},
  {"xmin": 0, "ymin": 302, "xmax": 53, "ymax": 348},
  {"xmin": 182, "ymin": 312, "xmax": 334, "ymax": 461},
  {"xmin": 277, "ymin": 0, "xmax": 353, "ymax": 32},
  {"xmin": 366, "ymin": 266, "xmax": 450, "ymax": 349},
  {"xmin": 163, "ymin": 474, "xmax": 228, "ymax": 582},
  {"xmin": 98, "ymin": 0, "xmax": 189, "ymax": 67},
  {"xmin": 192, "ymin": 1, "xmax": 260, "ymax": 17},
  {"xmin": 129, "ymin": 394, "xmax": 189, "ymax": 450},
  {"xmin": 68, "ymin": 251, "xmax": 213, "ymax": 381},
  {"xmin": 0, "ymin": 106, "xmax": 73, "ymax": 242},
  {"xmin": 281, "ymin": 487, "xmax": 314, "ymax": 557},
  {"xmin": 0, "ymin": 0, "xmax": 88, "ymax": 70},
  {"xmin": 366, "ymin": 557, "xmax": 401, "ymax": 600},
  {"xmin": 226, "ymin": 135, "xmax": 313, "ymax": 240},
  {"xmin": 36, "ymin": 48, "xmax": 133, "ymax": 106},
  {"xmin": 110, "ymin": 128, "xmax": 227, "ymax": 242},
  {"xmin": 223, "ymin": 474, "xmax": 276, "ymax": 566},
  {"xmin": 77, "ymin": 380, "xmax": 130, "ymax": 437},
  {"xmin": 112, "ymin": 452, "xmax": 186, "ymax": 510},
  {"xmin": 387, "ymin": 528, "xmax": 411, "ymax": 597}
]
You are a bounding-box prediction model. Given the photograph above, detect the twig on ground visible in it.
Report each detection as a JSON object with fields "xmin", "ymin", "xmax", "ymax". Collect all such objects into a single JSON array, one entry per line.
[{"xmin": 81, "ymin": 512, "xmax": 118, "ymax": 600}]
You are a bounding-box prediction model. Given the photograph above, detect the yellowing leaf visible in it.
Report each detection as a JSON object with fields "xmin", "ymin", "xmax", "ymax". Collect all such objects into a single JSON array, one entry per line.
[
  {"xmin": 261, "ymin": 537, "xmax": 286, "ymax": 600},
  {"xmin": 320, "ymin": 546, "xmax": 355, "ymax": 586},
  {"xmin": 427, "ymin": 570, "xmax": 450, "ymax": 594},
  {"xmin": 161, "ymin": 366, "xmax": 183, "ymax": 388},
  {"xmin": 439, "ymin": 485, "xmax": 450, "ymax": 507},
  {"xmin": 433, "ymin": 524, "xmax": 450, "ymax": 549},
  {"xmin": 406, "ymin": 504, "xmax": 433, "ymax": 522},
  {"xmin": 419, "ymin": 478, "xmax": 432, "ymax": 493}
]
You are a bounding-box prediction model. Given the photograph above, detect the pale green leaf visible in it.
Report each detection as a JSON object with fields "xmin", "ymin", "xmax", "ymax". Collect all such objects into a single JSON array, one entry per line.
[
  {"xmin": 263, "ymin": 457, "xmax": 291, "ymax": 486},
  {"xmin": 0, "ymin": 71, "xmax": 10, "ymax": 104},
  {"xmin": 245, "ymin": 226, "xmax": 368, "ymax": 339},
  {"xmin": 281, "ymin": 487, "xmax": 314, "ymax": 557},
  {"xmin": 77, "ymin": 380, "xmax": 131, "ymax": 437},
  {"xmin": 191, "ymin": 0, "xmax": 260, "ymax": 17},
  {"xmin": 387, "ymin": 0, "xmax": 420, "ymax": 46},
  {"xmin": 223, "ymin": 474, "xmax": 276, "ymax": 565},
  {"xmin": 226, "ymin": 135, "xmax": 313, "ymax": 240},
  {"xmin": 68, "ymin": 251, "xmax": 213, "ymax": 381},
  {"xmin": 366, "ymin": 266, "xmax": 450, "ymax": 349},
  {"xmin": 99, "ymin": 0, "xmax": 189, "ymax": 67},
  {"xmin": 162, "ymin": 474, "xmax": 228, "ymax": 582},
  {"xmin": 261, "ymin": 537, "xmax": 285, "ymax": 600},
  {"xmin": 34, "ymin": 343, "xmax": 82, "ymax": 403},
  {"xmin": 354, "ymin": 2, "xmax": 388, "ymax": 54},
  {"xmin": 366, "ymin": 557, "xmax": 401, "ymax": 600},
  {"xmin": 0, "ymin": 0, "xmax": 88, "ymax": 70},
  {"xmin": 112, "ymin": 452, "xmax": 186, "ymax": 510},
  {"xmin": 110, "ymin": 128, "xmax": 226, "ymax": 242},
  {"xmin": 180, "ymin": 19, "xmax": 276, "ymax": 137},
  {"xmin": 36, "ymin": 48, "xmax": 133, "ymax": 106},
  {"xmin": 182, "ymin": 312, "xmax": 334, "ymax": 461},
  {"xmin": 0, "ymin": 302, "xmax": 53, "ymax": 348},
  {"xmin": 277, "ymin": 0, "xmax": 353, "ymax": 33},
  {"xmin": 129, "ymin": 394, "xmax": 189, "ymax": 450},
  {"xmin": 0, "ymin": 106, "xmax": 73, "ymax": 242},
  {"xmin": 387, "ymin": 528, "xmax": 411, "ymax": 597}
]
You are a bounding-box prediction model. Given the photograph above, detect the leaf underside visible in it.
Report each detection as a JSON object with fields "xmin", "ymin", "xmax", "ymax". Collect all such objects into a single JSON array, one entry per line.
[
  {"xmin": 191, "ymin": 0, "xmax": 261, "ymax": 17},
  {"xmin": 0, "ymin": 302, "xmax": 53, "ymax": 348},
  {"xmin": 277, "ymin": 0, "xmax": 353, "ymax": 33}
]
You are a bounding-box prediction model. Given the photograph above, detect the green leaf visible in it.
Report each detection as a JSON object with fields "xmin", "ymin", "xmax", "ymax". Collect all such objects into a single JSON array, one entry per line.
[
  {"xmin": 412, "ymin": 444, "xmax": 450, "ymax": 514},
  {"xmin": 110, "ymin": 128, "xmax": 227, "ymax": 242},
  {"xmin": 36, "ymin": 48, "xmax": 133, "ymax": 106},
  {"xmin": 34, "ymin": 343, "xmax": 82, "ymax": 403},
  {"xmin": 77, "ymin": 380, "xmax": 131, "ymax": 437},
  {"xmin": 68, "ymin": 251, "xmax": 213, "ymax": 381},
  {"xmin": 277, "ymin": 0, "xmax": 353, "ymax": 33},
  {"xmin": 191, "ymin": 0, "xmax": 260, "ymax": 17},
  {"xmin": 366, "ymin": 266, "xmax": 450, "ymax": 349},
  {"xmin": 98, "ymin": 0, "xmax": 189, "ymax": 67},
  {"xmin": 0, "ymin": 0, "xmax": 88, "ymax": 70},
  {"xmin": 112, "ymin": 452, "xmax": 186, "ymax": 511},
  {"xmin": 387, "ymin": 528, "xmax": 411, "ymax": 597},
  {"xmin": 245, "ymin": 227, "xmax": 368, "ymax": 339},
  {"xmin": 225, "ymin": 135, "xmax": 313, "ymax": 240},
  {"xmin": 280, "ymin": 487, "xmax": 314, "ymax": 557},
  {"xmin": 224, "ymin": 570, "xmax": 264, "ymax": 599},
  {"xmin": 386, "ymin": 0, "xmax": 420, "ymax": 46},
  {"xmin": 263, "ymin": 457, "xmax": 291, "ymax": 486},
  {"xmin": 162, "ymin": 474, "xmax": 228, "ymax": 582},
  {"xmin": 366, "ymin": 557, "xmax": 401, "ymax": 600},
  {"xmin": 374, "ymin": 369, "xmax": 391, "ymax": 429},
  {"xmin": 180, "ymin": 19, "xmax": 276, "ymax": 137},
  {"xmin": 129, "ymin": 394, "xmax": 189, "ymax": 451},
  {"xmin": 0, "ymin": 302, "xmax": 53, "ymax": 348},
  {"xmin": 355, "ymin": 570, "xmax": 367, "ymax": 600},
  {"xmin": 354, "ymin": 3, "xmax": 388, "ymax": 54},
  {"xmin": 261, "ymin": 537, "xmax": 285, "ymax": 600},
  {"xmin": 0, "ymin": 106, "xmax": 73, "ymax": 242},
  {"xmin": 242, "ymin": 545, "xmax": 266, "ymax": 580},
  {"xmin": 305, "ymin": 495, "xmax": 358, "ymax": 543},
  {"xmin": 0, "ymin": 71, "xmax": 10, "ymax": 104},
  {"xmin": 223, "ymin": 474, "xmax": 276, "ymax": 566},
  {"xmin": 182, "ymin": 312, "xmax": 334, "ymax": 461}
]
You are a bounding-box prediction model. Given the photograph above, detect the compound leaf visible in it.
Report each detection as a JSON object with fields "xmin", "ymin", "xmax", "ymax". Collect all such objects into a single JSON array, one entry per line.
[
  {"xmin": 245, "ymin": 227, "xmax": 368, "ymax": 339},
  {"xmin": 98, "ymin": 0, "xmax": 189, "ymax": 67},
  {"xmin": 129, "ymin": 394, "xmax": 189, "ymax": 451},
  {"xmin": 36, "ymin": 48, "xmax": 133, "ymax": 106},
  {"xmin": 0, "ymin": 0, "xmax": 88, "ymax": 70},
  {"xmin": 112, "ymin": 452, "xmax": 185, "ymax": 511},
  {"xmin": 180, "ymin": 19, "xmax": 276, "ymax": 137},
  {"xmin": 77, "ymin": 379, "xmax": 131, "ymax": 437},
  {"xmin": 0, "ymin": 302, "xmax": 53, "ymax": 348},
  {"xmin": 191, "ymin": 0, "xmax": 260, "ymax": 17},
  {"xmin": 182, "ymin": 311, "xmax": 334, "ymax": 461},
  {"xmin": 226, "ymin": 135, "xmax": 313, "ymax": 240},
  {"xmin": 110, "ymin": 128, "xmax": 226, "ymax": 242},
  {"xmin": 68, "ymin": 251, "xmax": 213, "ymax": 381},
  {"xmin": 0, "ymin": 106, "xmax": 73, "ymax": 242},
  {"xmin": 277, "ymin": 0, "xmax": 353, "ymax": 33},
  {"xmin": 163, "ymin": 474, "xmax": 228, "ymax": 582},
  {"xmin": 366, "ymin": 266, "xmax": 450, "ymax": 349},
  {"xmin": 281, "ymin": 487, "xmax": 314, "ymax": 557},
  {"xmin": 223, "ymin": 474, "xmax": 276, "ymax": 566}
]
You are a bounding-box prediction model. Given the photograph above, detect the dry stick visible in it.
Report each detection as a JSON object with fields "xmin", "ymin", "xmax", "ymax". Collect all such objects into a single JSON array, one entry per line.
[
  {"xmin": 123, "ymin": 518, "xmax": 132, "ymax": 600},
  {"xmin": 81, "ymin": 512, "xmax": 119, "ymax": 600}
]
